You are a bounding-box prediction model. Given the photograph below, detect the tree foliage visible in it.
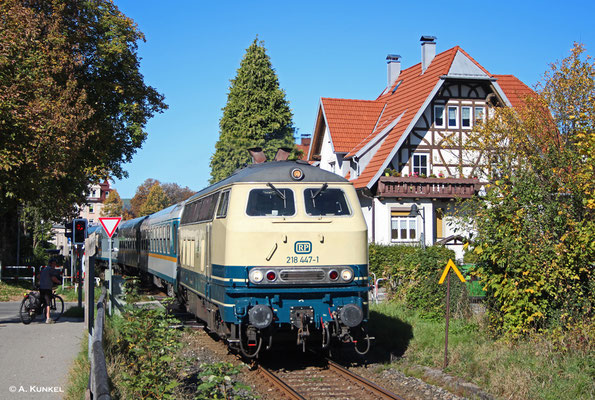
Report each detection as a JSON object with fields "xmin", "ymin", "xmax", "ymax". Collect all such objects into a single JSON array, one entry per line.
[
  {"xmin": 0, "ymin": 0, "xmax": 166, "ymax": 264},
  {"xmin": 101, "ymin": 189, "xmax": 123, "ymax": 217},
  {"xmin": 0, "ymin": 0, "xmax": 166, "ymax": 220},
  {"xmin": 129, "ymin": 179, "xmax": 194, "ymax": 218},
  {"xmin": 464, "ymin": 43, "xmax": 594, "ymax": 337},
  {"xmin": 139, "ymin": 184, "xmax": 169, "ymax": 216},
  {"xmin": 161, "ymin": 182, "xmax": 195, "ymax": 205},
  {"xmin": 130, "ymin": 178, "xmax": 160, "ymax": 217},
  {"xmin": 209, "ymin": 38, "xmax": 297, "ymax": 183}
]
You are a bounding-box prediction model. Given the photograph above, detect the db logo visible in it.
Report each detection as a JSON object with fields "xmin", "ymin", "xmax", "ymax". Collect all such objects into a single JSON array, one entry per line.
[{"xmin": 294, "ymin": 241, "xmax": 312, "ymax": 254}]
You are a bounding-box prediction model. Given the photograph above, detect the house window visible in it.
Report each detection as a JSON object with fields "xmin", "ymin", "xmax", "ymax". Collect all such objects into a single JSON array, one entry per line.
[
  {"xmin": 474, "ymin": 106, "xmax": 485, "ymax": 124},
  {"xmin": 391, "ymin": 210, "xmax": 417, "ymax": 242},
  {"xmin": 412, "ymin": 154, "xmax": 428, "ymax": 177},
  {"xmin": 434, "ymin": 105, "xmax": 444, "ymax": 128},
  {"xmin": 461, "ymin": 106, "xmax": 471, "ymax": 128},
  {"xmin": 448, "ymin": 106, "xmax": 458, "ymax": 128}
]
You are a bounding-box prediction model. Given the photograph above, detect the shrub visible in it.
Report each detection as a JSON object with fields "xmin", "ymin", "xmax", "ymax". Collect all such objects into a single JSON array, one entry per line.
[
  {"xmin": 107, "ymin": 306, "xmax": 183, "ymax": 399},
  {"xmin": 369, "ymin": 244, "xmax": 468, "ymax": 320},
  {"xmin": 195, "ymin": 362, "xmax": 251, "ymax": 399}
]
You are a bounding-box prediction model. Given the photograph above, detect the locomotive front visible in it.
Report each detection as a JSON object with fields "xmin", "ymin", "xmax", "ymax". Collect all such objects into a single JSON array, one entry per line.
[{"xmin": 211, "ymin": 162, "xmax": 370, "ymax": 356}]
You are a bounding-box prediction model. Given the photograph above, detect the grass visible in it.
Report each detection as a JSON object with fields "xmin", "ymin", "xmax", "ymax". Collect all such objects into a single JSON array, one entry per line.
[
  {"xmin": 55, "ymin": 285, "xmax": 103, "ymax": 302},
  {"xmin": 64, "ymin": 335, "xmax": 91, "ymax": 400},
  {"xmin": 0, "ymin": 280, "xmax": 33, "ymax": 301},
  {"xmin": 370, "ymin": 302, "xmax": 595, "ymax": 400},
  {"xmin": 0, "ymin": 280, "xmax": 103, "ymax": 304}
]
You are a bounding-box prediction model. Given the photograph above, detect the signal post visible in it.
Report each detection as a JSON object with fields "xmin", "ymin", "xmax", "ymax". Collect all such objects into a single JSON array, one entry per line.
[{"xmin": 99, "ymin": 217, "xmax": 121, "ymax": 315}]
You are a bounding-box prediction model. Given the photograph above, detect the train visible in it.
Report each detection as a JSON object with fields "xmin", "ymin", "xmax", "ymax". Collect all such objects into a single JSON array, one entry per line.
[{"xmin": 88, "ymin": 150, "xmax": 371, "ymax": 357}]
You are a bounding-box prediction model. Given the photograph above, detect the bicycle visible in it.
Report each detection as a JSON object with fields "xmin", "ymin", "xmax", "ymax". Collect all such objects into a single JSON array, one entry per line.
[{"xmin": 19, "ymin": 289, "xmax": 64, "ymax": 324}]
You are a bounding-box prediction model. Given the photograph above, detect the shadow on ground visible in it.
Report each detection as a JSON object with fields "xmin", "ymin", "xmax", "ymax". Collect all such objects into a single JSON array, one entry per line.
[{"xmin": 364, "ymin": 309, "xmax": 414, "ymax": 364}]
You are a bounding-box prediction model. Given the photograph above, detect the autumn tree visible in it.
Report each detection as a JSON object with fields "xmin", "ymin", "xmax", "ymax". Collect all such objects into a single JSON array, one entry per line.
[
  {"xmin": 0, "ymin": 0, "xmax": 166, "ymax": 264},
  {"xmin": 139, "ymin": 184, "xmax": 169, "ymax": 216},
  {"xmin": 464, "ymin": 43, "xmax": 594, "ymax": 337},
  {"xmin": 128, "ymin": 179, "xmax": 193, "ymax": 218},
  {"xmin": 130, "ymin": 178, "xmax": 161, "ymax": 217},
  {"xmin": 209, "ymin": 38, "xmax": 297, "ymax": 183},
  {"xmin": 101, "ymin": 190, "xmax": 123, "ymax": 217},
  {"xmin": 162, "ymin": 183, "xmax": 195, "ymax": 204}
]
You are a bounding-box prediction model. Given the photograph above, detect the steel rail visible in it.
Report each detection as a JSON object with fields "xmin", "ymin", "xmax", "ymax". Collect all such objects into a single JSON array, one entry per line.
[
  {"xmin": 256, "ymin": 365, "xmax": 306, "ymax": 400},
  {"xmin": 326, "ymin": 359, "xmax": 406, "ymax": 400}
]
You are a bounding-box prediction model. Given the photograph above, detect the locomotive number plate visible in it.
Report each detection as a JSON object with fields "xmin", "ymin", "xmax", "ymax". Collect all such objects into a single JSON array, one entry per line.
[{"xmin": 286, "ymin": 255, "xmax": 320, "ymax": 264}]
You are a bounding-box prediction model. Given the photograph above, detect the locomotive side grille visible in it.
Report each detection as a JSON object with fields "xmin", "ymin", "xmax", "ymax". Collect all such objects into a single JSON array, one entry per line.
[{"xmin": 280, "ymin": 270, "xmax": 325, "ymax": 281}]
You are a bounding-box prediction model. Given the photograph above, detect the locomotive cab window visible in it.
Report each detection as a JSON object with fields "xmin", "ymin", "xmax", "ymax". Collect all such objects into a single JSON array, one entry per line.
[
  {"xmin": 246, "ymin": 188, "xmax": 295, "ymax": 216},
  {"xmin": 216, "ymin": 190, "xmax": 230, "ymax": 218},
  {"xmin": 303, "ymin": 187, "xmax": 351, "ymax": 216}
]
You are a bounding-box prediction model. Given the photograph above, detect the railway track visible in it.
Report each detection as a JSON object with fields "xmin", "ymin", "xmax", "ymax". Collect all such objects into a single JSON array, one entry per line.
[
  {"xmin": 254, "ymin": 357, "xmax": 406, "ymax": 400},
  {"xmin": 168, "ymin": 304, "xmax": 407, "ymax": 399}
]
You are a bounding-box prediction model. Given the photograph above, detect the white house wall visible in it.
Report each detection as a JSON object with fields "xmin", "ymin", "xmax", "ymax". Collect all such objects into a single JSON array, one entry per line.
[{"xmin": 319, "ymin": 125, "xmax": 343, "ymax": 176}]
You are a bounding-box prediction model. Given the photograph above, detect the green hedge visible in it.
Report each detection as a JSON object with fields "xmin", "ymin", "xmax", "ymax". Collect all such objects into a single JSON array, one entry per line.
[{"xmin": 369, "ymin": 244, "xmax": 469, "ymax": 320}]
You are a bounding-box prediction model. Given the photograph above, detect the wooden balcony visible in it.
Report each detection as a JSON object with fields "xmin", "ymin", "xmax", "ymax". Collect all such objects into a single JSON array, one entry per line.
[{"xmin": 376, "ymin": 176, "xmax": 481, "ymax": 199}]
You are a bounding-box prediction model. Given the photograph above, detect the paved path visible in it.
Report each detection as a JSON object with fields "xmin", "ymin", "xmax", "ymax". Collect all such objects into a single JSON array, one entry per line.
[{"xmin": 0, "ymin": 302, "xmax": 84, "ymax": 400}]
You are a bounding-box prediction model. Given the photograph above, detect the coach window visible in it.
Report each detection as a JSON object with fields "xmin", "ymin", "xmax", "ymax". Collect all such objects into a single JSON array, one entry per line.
[
  {"xmin": 246, "ymin": 188, "xmax": 295, "ymax": 216},
  {"xmin": 303, "ymin": 187, "xmax": 351, "ymax": 216},
  {"xmin": 217, "ymin": 191, "xmax": 230, "ymax": 218}
]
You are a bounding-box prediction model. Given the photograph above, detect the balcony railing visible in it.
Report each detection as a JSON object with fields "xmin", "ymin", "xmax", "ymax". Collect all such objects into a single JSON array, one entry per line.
[{"xmin": 376, "ymin": 176, "xmax": 481, "ymax": 199}]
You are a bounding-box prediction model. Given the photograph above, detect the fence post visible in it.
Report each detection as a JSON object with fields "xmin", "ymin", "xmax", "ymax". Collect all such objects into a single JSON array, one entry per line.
[{"xmin": 88, "ymin": 287, "xmax": 111, "ymax": 399}]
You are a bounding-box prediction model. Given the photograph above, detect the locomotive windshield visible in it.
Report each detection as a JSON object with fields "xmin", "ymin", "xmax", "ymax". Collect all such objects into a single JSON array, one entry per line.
[
  {"xmin": 246, "ymin": 188, "xmax": 295, "ymax": 216},
  {"xmin": 304, "ymin": 188, "xmax": 351, "ymax": 216}
]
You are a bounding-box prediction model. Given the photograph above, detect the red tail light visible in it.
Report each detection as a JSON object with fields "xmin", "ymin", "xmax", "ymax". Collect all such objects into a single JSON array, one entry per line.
[
  {"xmin": 266, "ymin": 271, "xmax": 277, "ymax": 281},
  {"xmin": 329, "ymin": 270, "xmax": 339, "ymax": 280}
]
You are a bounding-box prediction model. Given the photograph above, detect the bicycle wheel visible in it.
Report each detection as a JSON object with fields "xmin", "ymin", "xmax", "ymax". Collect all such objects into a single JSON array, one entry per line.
[
  {"xmin": 19, "ymin": 297, "xmax": 35, "ymax": 325},
  {"xmin": 50, "ymin": 295, "xmax": 64, "ymax": 321}
]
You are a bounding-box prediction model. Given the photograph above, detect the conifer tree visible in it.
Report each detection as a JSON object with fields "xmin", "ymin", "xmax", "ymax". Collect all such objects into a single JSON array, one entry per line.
[{"xmin": 210, "ymin": 38, "xmax": 296, "ymax": 183}]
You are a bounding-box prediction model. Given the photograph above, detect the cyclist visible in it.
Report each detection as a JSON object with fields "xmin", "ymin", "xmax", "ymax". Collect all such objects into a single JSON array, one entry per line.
[{"xmin": 39, "ymin": 259, "xmax": 61, "ymax": 324}]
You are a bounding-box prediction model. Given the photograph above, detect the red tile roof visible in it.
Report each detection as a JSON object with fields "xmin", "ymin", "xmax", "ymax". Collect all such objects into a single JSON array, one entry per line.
[
  {"xmin": 351, "ymin": 46, "xmax": 460, "ymax": 188},
  {"xmin": 321, "ymin": 98, "xmax": 385, "ymax": 153},
  {"xmin": 315, "ymin": 46, "xmax": 532, "ymax": 189},
  {"xmin": 493, "ymin": 74, "xmax": 534, "ymax": 108},
  {"xmin": 296, "ymin": 143, "xmax": 309, "ymax": 159}
]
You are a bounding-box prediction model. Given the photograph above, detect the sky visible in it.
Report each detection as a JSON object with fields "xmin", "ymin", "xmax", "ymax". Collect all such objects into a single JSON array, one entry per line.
[{"xmin": 112, "ymin": 0, "xmax": 595, "ymax": 199}]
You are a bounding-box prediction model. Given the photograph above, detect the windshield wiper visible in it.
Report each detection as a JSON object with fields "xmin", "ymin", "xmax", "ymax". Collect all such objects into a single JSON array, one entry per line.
[
  {"xmin": 311, "ymin": 183, "xmax": 328, "ymax": 200},
  {"xmin": 267, "ymin": 182, "xmax": 286, "ymax": 200}
]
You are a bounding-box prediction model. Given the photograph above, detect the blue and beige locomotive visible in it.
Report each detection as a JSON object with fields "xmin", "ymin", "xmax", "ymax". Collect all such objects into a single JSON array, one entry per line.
[{"xmin": 111, "ymin": 150, "xmax": 371, "ymax": 357}]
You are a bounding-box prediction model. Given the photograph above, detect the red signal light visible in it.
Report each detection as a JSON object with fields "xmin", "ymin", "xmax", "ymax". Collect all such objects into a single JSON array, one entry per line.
[{"xmin": 73, "ymin": 219, "xmax": 87, "ymax": 244}]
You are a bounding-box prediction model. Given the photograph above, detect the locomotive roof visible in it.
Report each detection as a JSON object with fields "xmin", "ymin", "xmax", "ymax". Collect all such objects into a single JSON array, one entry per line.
[{"xmin": 187, "ymin": 161, "xmax": 348, "ymax": 202}]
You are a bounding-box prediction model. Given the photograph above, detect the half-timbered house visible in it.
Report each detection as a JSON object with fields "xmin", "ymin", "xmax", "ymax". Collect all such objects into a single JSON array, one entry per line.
[{"xmin": 308, "ymin": 37, "xmax": 532, "ymax": 260}]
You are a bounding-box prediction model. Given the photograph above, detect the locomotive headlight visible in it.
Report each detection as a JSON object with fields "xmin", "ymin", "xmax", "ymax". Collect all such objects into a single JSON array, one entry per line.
[
  {"xmin": 340, "ymin": 268, "xmax": 353, "ymax": 282},
  {"xmin": 290, "ymin": 167, "xmax": 304, "ymax": 181},
  {"xmin": 249, "ymin": 269, "xmax": 264, "ymax": 283}
]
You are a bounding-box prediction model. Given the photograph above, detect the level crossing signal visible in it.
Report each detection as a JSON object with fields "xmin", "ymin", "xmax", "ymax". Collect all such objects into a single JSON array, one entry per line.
[{"xmin": 73, "ymin": 219, "xmax": 87, "ymax": 245}]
